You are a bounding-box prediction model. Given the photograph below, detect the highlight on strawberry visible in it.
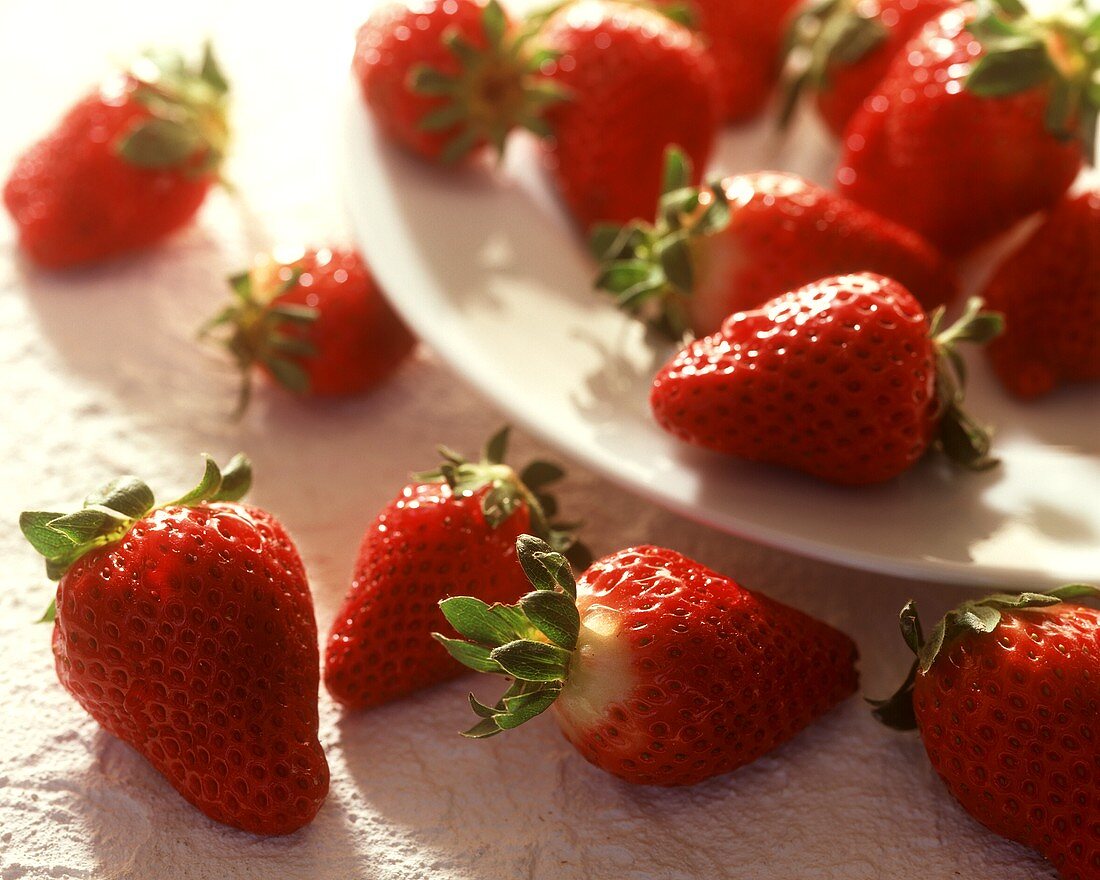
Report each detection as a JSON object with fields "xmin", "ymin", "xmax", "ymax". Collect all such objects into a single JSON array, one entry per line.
[
  {"xmin": 593, "ymin": 148, "xmax": 957, "ymax": 339},
  {"xmin": 871, "ymin": 584, "xmax": 1100, "ymax": 880},
  {"xmin": 353, "ymin": 0, "xmax": 564, "ymax": 163},
  {"xmin": 836, "ymin": 0, "xmax": 1098, "ymax": 256},
  {"xmin": 650, "ymin": 274, "xmax": 1003, "ymax": 485},
  {"xmin": 435, "ymin": 536, "xmax": 859, "ymax": 786},
  {"xmin": 779, "ymin": 0, "xmax": 958, "ymax": 137},
  {"xmin": 20, "ymin": 454, "xmax": 329, "ymax": 836},
  {"xmin": 203, "ymin": 247, "xmax": 415, "ymax": 414},
  {"xmin": 982, "ymin": 187, "xmax": 1100, "ymax": 400},
  {"xmin": 324, "ymin": 427, "xmax": 589, "ymax": 711},
  {"xmin": 4, "ymin": 44, "xmax": 230, "ymax": 268}
]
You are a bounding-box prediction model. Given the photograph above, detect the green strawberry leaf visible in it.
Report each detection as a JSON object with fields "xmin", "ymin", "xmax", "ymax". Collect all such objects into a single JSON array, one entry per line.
[
  {"xmin": 490, "ymin": 639, "xmax": 571, "ymax": 681},
  {"xmin": 519, "ymin": 589, "xmax": 580, "ymax": 649},
  {"xmin": 118, "ymin": 117, "xmax": 203, "ymax": 168}
]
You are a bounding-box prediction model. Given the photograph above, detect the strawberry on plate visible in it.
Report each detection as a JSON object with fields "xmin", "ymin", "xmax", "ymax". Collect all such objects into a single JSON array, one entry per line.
[
  {"xmin": 982, "ymin": 188, "xmax": 1100, "ymax": 400},
  {"xmin": 324, "ymin": 427, "xmax": 588, "ymax": 711},
  {"xmin": 836, "ymin": 2, "xmax": 1093, "ymax": 256},
  {"xmin": 780, "ymin": 0, "xmax": 958, "ymax": 137},
  {"xmin": 353, "ymin": 0, "xmax": 559, "ymax": 163},
  {"xmin": 19, "ymin": 455, "xmax": 329, "ymax": 836},
  {"xmin": 534, "ymin": 0, "xmax": 721, "ymax": 229},
  {"xmin": 204, "ymin": 247, "xmax": 415, "ymax": 413},
  {"xmin": 650, "ymin": 274, "xmax": 1002, "ymax": 485},
  {"xmin": 666, "ymin": 0, "xmax": 801, "ymax": 123},
  {"xmin": 594, "ymin": 149, "xmax": 957, "ymax": 338},
  {"xmin": 872, "ymin": 584, "xmax": 1100, "ymax": 880},
  {"xmin": 436, "ymin": 536, "xmax": 859, "ymax": 785},
  {"xmin": 4, "ymin": 45, "xmax": 230, "ymax": 269}
]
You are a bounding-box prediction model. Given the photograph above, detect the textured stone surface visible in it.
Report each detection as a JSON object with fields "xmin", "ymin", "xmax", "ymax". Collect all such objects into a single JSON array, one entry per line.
[{"xmin": 0, "ymin": 1, "xmax": 1057, "ymax": 877}]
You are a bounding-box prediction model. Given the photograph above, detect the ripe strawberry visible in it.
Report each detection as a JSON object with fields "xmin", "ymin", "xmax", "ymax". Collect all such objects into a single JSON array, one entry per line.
[
  {"xmin": 651, "ymin": 274, "xmax": 1002, "ymax": 485},
  {"xmin": 535, "ymin": 0, "xmax": 721, "ymax": 229},
  {"xmin": 353, "ymin": 0, "xmax": 559, "ymax": 163},
  {"xmin": 664, "ymin": 0, "xmax": 801, "ymax": 123},
  {"xmin": 4, "ymin": 45, "xmax": 229, "ymax": 269},
  {"xmin": 872, "ymin": 585, "xmax": 1100, "ymax": 880},
  {"xmin": 437, "ymin": 536, "xmax": 859, "ymax": 785},
  {"xmin": 19, "ymin": 455, "xmax": 329, "ymax": 836},
  {"xmin": 836, "ymin": 3, "xmax": 1094, "ymax": 257},
  {"xmin": 204, "ymin": 247, "xmax": 415, "ymax": 412},
  {"xmin": 982, "ymin": 188, "xmax": 1100, "ymax": 400},
  {"xmin": 594, "ymin": 149, "xmax": 957, "ymax": 338},
  {"xmin": 324, "ymin": 428, "xmax": 587, "ymax": 710},
  {"xmin": 780, "ymin": 0, "xmax": 958, "ymax": 137}
]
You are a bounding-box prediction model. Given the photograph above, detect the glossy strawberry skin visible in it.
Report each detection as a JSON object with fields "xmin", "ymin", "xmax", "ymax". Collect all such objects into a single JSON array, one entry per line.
[
  {"xmin": 680, "ymin": 0, "xmax": 800, "ymax": 122},
  {"xmin": 354, "ymin": 0, "xmax": 495, "ymax": 161},
  {"xmin": 913, "ymin": 605, "xmax": 1100, "ymax": 880},
  {"xmin": 653, "ymin": 274, "xmax": 938, "ymax": 485},
  {"xmin": 983, "ymin": 189, "xmax": 1100, "ymax": 400},
  {"xmin": 815, "ymin": 0, "xmax": 958, "ymax": 137},
  {"xmin": 264, "ymin": 248, "xmax": 415, "ymax": 396},
  {"xmin": 3, "ymin": 81, "xmax": 214, "ymax": 269},
  {"xmin": 539, "ymin": 0, "xmax": 720, "ymax": 228},
  {"xmin": 324, "ymin": 482, "xmax": 533, "ymax": 710},
  {"xmin": 52, "ymin": 503, "xmax": 329, "ymax": 836},
  {"xmin": 686, "ymin": 171, "xmax": 957, "ymax": 335},
  {"xmin": 553, "ymin": 546, "xmax": 859, "ymax": 786},
  {"xmin": 836, "ymin": 8, "xmax": 1081, "ymax": 257}
]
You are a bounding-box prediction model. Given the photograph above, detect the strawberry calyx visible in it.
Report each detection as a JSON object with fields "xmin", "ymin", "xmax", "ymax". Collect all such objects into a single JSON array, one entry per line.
[
  {"xmin": 870, "ymin": 583, "xmax": 1100, "ymax": 730},
  {"xmin": 433, "ymin": 534, "xmax": 580, "ymax": 737},
  {"xmin": 410, "ymin": 0, "xmax": 566, "ymax": 163},
  {"xmin": 20, "ymin": 454, "xmax": 251, "ymax": 619},
  {"xmin": 202, "ymin": 260, "xmax": 317, "ymax": 415},
  {"xmin": 928, "ymin": 296, "xmax": 1004, "ymax": 471},
  {"xmin": 116, "ymin": 42, "xmax": 231, "ymax": 177},
  {"xmin": 591, "ymin": 147, "xmax": 730, "ymax": 340},
  {"xmin": 966, "ymin": 0, "xmax": 1100, "ymax": 161},
  {"xmin": 778, "ymin": 0, "xmax": 889, "ymax": 127},
  {"xmin": 414, "ymin": 427, "xmax": 590, "ymax": 564}
]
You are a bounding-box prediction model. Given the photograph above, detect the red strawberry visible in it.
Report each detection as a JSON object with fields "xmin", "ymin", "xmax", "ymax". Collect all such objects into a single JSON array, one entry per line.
[
  {"xmin": 781, "ymin": 0, "xmax": 958, "ymax": 137},
  {"xmin": 594, "ymin": 149, "xmax": 957, "ymax": 338},
  {"xmin": 982, "ymin": 188, "xmax": 1100, "ymax": 400},
  {"xmin": 836, "ymin": 3, "xmax": 1092, "ymax": 257},
  {"xmin": 671, "ymin": 0, "xmax": 802, "ymax": 123},
  {"xmin": 204, "ymin": 247, "xmax": 415, "ymax": 412},
  {"xmin": 19, "ymin": 455, "xmax": 329, "ymax": 836},
  {"xmin": 3, "ymin": 45, "xmax": 229, "ymax": 269},
  {"xmin": 872, "ymin": 585, "xmax": 1100, "ymax": 880},
  {"xmin": 353, "ymin": 0, "xmax": 558, "ymax": 163},
  {"xmin": 651, "ymin": 274, "xmax": 1002, "ymax": 485},
  {"xmin": 324, "ymin": 428, "xmax": 587, "ymax": 710},
  {"xmin": 437, "ymin": 537, "xmax": 859, "ymax": 786},
  {"xmin": 536, "ymin": 0, "xmax": 721, "ymax": 229}
]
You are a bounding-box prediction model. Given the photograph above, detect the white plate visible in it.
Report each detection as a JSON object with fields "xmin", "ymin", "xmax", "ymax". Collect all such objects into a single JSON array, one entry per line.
[{"xmin": 343, "ymin": 88, "xmax": 1100, "ymax": 588}]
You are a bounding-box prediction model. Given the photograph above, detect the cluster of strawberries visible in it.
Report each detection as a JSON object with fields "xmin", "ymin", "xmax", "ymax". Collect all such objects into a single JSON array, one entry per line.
[
  {"xmin": 354, "ymin": 0, "xmax": 1099, "ymax": 485},
  {"xmin": 3, "ymin": 0, "xmax": 1099, "ymax": 879},
  {"xmin": 19, "ymin": 437, "xmax": 1100, "ymax": 880}
]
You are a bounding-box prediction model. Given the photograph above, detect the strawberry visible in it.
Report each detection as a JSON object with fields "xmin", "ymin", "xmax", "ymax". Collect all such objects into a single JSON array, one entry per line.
[
  {"xmin": 872, "ymin": 584, "xmax": 1100, "ymax": 880},
  {"xmin": 3, "ymin": 45, "xmax": 229, "ymax": 269},
  {"xmin": 204, "ymin": 247, "xmax": 415, "ymax": 412},
  {"xmin": 436, "ymin": 536, "xmax": 859, "ymax": 785},
  {"xmin": 324, "ymin": 428, "xmax": 587, "ymax": 711},
  {"xmin": 19, "ymin": 455, "xmax": 329, "ymax": 836},
  {"xmin": 594, "ymin": 149, "xmax": 958, "ymax": 338},
  {"xmin": 982, "ymin": 188, "xmax": 1100, "ymax": 400},
  {"xmin": 353, "ymin": 0, "xmax": 559, "ymax": 163},
  {"xmin": 671, "ymin": 0, "xmax": 802, "ymax": 123},
  {"xmin": 780, "ymin": 0, "xmax": 958, "ymax": 137},
  {"xmin": 836, "ymin": 2, "xmax": 1095, "ymax": 257},
  {"xmin": 650, "ymin": 274, "xmax": 1003, "ymax": 485},
  {"xmin": 535, "ymin": 0, "xmax": 721, "ymax": 229}
]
